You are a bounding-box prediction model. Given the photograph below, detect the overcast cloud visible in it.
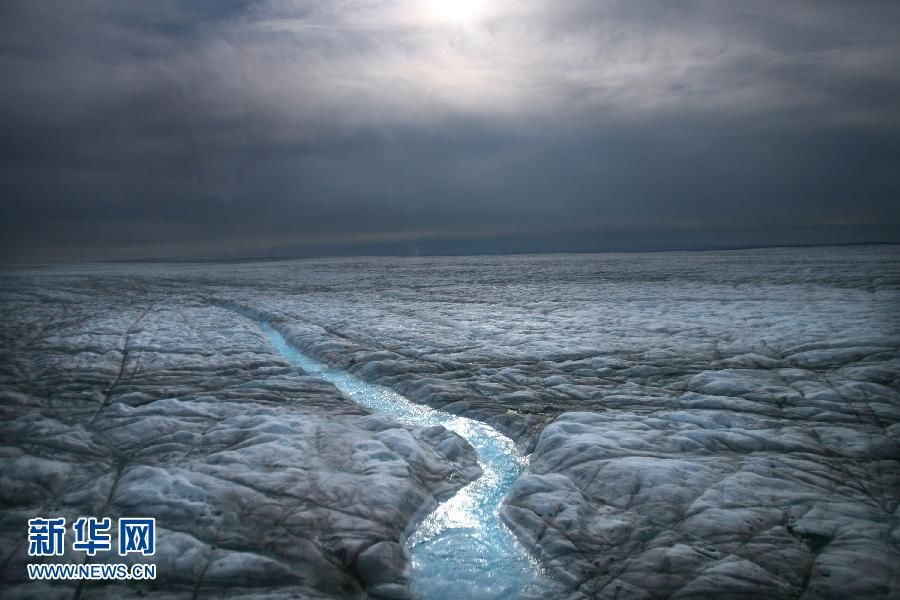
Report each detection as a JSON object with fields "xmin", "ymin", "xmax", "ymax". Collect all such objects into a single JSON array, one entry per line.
[{"xmin": 1, "ymin": 0, "xmax": 898, "ymax": 260}]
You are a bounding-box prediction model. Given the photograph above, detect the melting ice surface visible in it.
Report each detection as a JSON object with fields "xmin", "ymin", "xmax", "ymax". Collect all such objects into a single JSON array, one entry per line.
[{"xmin": 256, "ymin": 320, "xmax": 552, "ymax": 599}]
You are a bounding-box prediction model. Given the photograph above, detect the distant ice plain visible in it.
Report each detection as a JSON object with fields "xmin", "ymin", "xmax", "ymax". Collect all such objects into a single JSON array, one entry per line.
[{"xmin": 1, "ymin": 245, "xmax": 898, "ymax": 598}]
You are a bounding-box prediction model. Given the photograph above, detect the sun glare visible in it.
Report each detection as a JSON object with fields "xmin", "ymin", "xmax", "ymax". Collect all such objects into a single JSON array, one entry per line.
[{"xmin": 427, "ymin": 0, "xmax": 484, "ymax": 24}]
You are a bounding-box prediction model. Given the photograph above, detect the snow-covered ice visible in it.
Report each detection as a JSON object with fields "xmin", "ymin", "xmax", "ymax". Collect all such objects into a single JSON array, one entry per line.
[
  {"xmin": 2, "ymin": 244, "xmax": 899, "ymax": 598},
  {"xmin": 0, "ymin": 297, "xmax": 480, "ymax": 598}
]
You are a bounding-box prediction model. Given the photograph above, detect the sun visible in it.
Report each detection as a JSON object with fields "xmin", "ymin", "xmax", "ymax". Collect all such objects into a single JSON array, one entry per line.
[{"xmin": 427, "ymin": 0, "xmax": 485, "ymax": 24}]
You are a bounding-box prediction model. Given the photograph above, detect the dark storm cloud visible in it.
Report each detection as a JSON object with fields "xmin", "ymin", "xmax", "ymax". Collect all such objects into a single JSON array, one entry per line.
[{"xmin": 1, "ymin": 0, "xmax": 899, "ymax": 261}]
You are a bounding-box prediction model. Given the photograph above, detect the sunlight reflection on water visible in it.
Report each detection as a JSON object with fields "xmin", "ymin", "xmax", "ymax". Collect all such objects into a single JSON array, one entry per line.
[{"xmin": 255, "ymin": 319, "xmax": 553, "ymax": 599}]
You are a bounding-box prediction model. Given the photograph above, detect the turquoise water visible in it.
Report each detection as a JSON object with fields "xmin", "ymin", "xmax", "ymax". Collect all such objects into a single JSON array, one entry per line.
[{"xmin": 254, "ymin": 319, "xmax": 551, "ymax": 599}]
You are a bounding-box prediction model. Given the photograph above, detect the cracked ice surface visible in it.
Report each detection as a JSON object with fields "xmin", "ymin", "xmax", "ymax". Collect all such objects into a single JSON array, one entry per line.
[
  {"xmin": 2, "ymin": 244, "xmax": 900, "ymax": 598},
  {"xmin": 0, "ymin": 288, "xmax": 480, "ymax": 598},
  {"xmin": 210, "ymin": 246, "xmax": 900, "ymax": 598}
]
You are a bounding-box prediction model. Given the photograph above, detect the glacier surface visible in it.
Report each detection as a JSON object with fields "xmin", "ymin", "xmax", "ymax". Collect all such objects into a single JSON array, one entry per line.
[{"xmin": 2, "ymin": 245, "xmax": 899, "ymax": 598}]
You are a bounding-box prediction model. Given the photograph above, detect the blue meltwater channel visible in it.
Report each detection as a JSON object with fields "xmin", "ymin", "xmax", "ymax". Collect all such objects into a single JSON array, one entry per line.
[{"xmin": 254, "ymin": 319, "xmax": 554, "ymax": 599}]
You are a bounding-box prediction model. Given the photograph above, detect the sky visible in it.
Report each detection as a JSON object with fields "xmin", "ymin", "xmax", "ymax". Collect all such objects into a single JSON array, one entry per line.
[{"xmin": 1, "ymin": 0, "xmax": 899, "ymax": 261}]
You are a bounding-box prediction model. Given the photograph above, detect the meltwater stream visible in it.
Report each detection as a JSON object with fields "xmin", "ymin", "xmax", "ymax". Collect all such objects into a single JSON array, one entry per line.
[{"xmin": 254, "ymin": 319, "xmax": 552, "ymax": 599}]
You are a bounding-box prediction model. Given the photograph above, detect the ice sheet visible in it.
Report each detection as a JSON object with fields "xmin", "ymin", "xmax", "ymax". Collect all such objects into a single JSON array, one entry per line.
[{"xmin": 2, "ymin": 245, "xmax": 898, "ymax": 598}]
